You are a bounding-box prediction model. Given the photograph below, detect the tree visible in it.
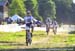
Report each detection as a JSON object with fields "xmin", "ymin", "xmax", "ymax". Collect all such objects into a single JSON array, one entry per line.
[
  {"xmin": 37, "ymin": 0, "xmax": 56, "ymax": 21},
  {"xmin": 53, "ymin": 0, "xmax": 73, "ymax": 24},
  {"xmin": 8, "ymin": 0, "xmax": 12, "ymax": 3},
  {"xmin": 32, "ymin": 0, "xmax": 43, "ymax": 21},
  {"xmin": 9, "ymin": 0, "xmax": 26, "ymax": 17},
  {"xmin": 24, "ymin": 0, "xmax": 43, "ymax": 21}
]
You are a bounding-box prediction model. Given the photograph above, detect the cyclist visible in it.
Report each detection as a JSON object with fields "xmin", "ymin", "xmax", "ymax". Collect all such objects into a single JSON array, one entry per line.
[
  {"xmin": 24, "ymin": 10, "xmax": 37, "ymax": 46},
  {"xmin": 45, "ymin": 17, "xmax": 52, "ymax": 35},
  {"xmin": 52, "ymin": 19, "xmax": 58, "ymax": 34}
]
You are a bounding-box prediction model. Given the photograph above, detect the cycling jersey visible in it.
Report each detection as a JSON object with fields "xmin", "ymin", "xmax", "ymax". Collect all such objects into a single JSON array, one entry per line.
[{"xmin": 24, "ymin": 16, "xmax": 37, "ymax": 30}]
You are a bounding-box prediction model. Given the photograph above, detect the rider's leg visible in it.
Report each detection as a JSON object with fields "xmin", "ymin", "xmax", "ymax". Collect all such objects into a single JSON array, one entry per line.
[
  {"xmin": 53, "ymin": 27, "xmax": 57, "ymax": 35},
  {"xmin": 46, "ymin": 26, "xmax": 49, "ymax": 35},
  {"xmin": 26, "ymin": 30, "xmax": 28, "ymax": 46},
  {"xmin": 30, "ymin": 24, "xmax": 34, "ymax": 37},
  {"xmin": 47, "ymin": 29, "xmax": 49, "ymax": 35},
  {"xmin": 28, "ymin": 38, "xmax": 32, "ymax": 45},
  {"xmin": 53, "ymin": 27, "xmax": 55, "ymax": 34},
  {"xmin": 30, "ymin": 31, "xmax": 32, "ymax": 38},
  {"xmin": 27, "ymin": 30, "xmax": 32, "ymax": 45},
  {"xmin": 31, "ymin": 26, "xmax": 34, "ymax": 33},
  {"xmin": 55, "ymin": 27, "xmax": 57, "ymax": 34}
]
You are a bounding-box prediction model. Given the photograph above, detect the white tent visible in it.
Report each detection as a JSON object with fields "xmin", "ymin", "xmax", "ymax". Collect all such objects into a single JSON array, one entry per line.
[{"xmin": 11, "ymin": 14, "xmax": 24, "ymax": 22}]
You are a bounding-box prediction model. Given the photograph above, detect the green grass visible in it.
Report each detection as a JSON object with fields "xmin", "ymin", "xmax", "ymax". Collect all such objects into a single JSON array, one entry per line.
[
  {"xmin": 0, "ymin": 31, "xmax": 75, "ymax": 49},
  {"xmin": 0, "ymin": 31, "xmax": 25, "ymax": 42},
  {"xmin": 0, "ymin": 46, "xmax": 16, "ymax": 49},
  {"xmin": 66, "ymin": 34, "xmax": 75, "ymax": 45}
]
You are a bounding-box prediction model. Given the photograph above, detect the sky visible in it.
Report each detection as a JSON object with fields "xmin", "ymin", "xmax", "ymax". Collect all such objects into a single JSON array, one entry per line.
[{"xmin": 73, "ymin": 0, "xmax": 75, "ymax": 3}]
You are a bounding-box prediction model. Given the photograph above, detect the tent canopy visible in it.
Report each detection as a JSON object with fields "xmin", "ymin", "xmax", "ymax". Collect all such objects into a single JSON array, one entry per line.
[{"xmin": 11, "ymin": 14, "xmax": 24, "ymax": 22}]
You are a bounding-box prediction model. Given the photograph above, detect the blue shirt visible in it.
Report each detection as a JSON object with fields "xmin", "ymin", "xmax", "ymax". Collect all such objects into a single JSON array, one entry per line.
[
  {"xmin": 24, "ymin": 16, "xmax": 32, "ymax": 23},
  {"xmin": 24, "ymin": 16, "xmax": 37, "ymax": 28},
  {"xmin": 24, "ymin": 16, "xmax": 37, "ymax": 24}
]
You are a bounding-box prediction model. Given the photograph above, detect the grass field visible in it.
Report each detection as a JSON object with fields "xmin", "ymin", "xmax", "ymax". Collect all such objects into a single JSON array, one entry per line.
[{"xmin": 0, "ymin": 30, "xmax": 75, "ymax": 50}]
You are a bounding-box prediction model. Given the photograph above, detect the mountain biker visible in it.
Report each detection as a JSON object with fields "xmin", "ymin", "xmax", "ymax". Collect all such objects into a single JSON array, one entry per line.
[
  {"xmin": 52, "ymin": 19, "xmax": 58, "ymax": 34},
  {"xmin": 24, "ymin": 10, "xmax": 37, "ymax": 46},
  {"xmin": 45, "ymin": 17, "xmax": 52, "ymax": 35}
]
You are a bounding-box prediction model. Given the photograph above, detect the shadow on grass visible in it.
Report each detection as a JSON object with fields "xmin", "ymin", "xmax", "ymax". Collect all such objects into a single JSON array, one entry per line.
[
  {"xmin": 0, "ymin": 47, "xmax": 75, "ymax": 51},
  {"xmin": 0, "ymin": 43, "xmax": 25, "ymax": 46},
  {"xmin": 0, "ymin": 41, "xmax": 14, "ymax": 43},
  {"xmin": 33, "ymin": 34, "xmax": 46, "ymax": 36},
  {"xmin": 0, "ymin": 41, "xmax": 26, "ymax": 46},
  {"xmin": 15, "ymin": 35, "xmax": 24, "ymax": 37}
]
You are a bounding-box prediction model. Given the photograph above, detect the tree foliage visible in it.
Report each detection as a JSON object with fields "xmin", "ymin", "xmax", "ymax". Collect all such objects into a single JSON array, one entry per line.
[
  {"xmin": 9, "ymin": 0, "xmax": 26, "ymax": 17},
  {"xmin": 37, "ymin": 0, "xmax": 56, "ymax": 20},
  {"xmin": 24, "ymin": 0, "xmax": 43, "ymax": 21},
  {"xmin": 53, "ymin": 0, "xmax": 73, "ymax": 24},
  {"xmin": 8, "ymin": 0, "xmax": 75, "ymax": 24}
]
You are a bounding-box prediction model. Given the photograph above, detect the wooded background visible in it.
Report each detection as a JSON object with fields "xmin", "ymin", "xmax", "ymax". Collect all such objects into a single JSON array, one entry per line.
[{"xmin": 3, "ymin": 0, "xmax": 75, "ymax": 24}]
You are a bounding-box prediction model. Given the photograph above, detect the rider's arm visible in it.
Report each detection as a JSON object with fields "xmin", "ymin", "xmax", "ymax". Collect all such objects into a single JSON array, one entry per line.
[
  {"xmin": 33, "ymin": 18, "xmax": 37, "ymax": 22},
  {"xmin": 31, "ymin": 16, "xmax": 37, "ymax": 23}
]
